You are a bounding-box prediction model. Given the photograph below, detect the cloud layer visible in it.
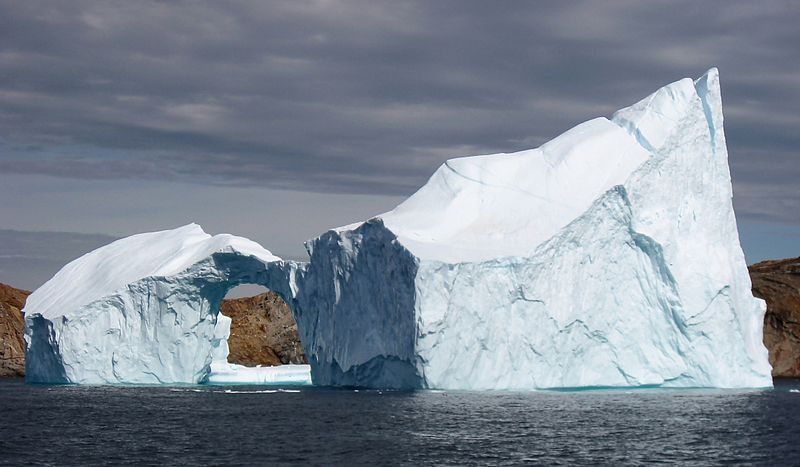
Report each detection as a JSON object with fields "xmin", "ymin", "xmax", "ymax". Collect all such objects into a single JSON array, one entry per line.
[
  {"xmin": 1, "ymin": 1, "xmax": 798, "ymax": 221},
  {"xmin": 0, "ymin": 229, "xmax": 117, "ymax": 291}
]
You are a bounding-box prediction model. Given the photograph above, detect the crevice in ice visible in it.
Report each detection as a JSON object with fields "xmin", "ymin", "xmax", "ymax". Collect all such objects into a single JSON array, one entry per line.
[
  {"xmin": 443, "ymin": 160, "xmax": 575, "ymax": 208},
  {"xmin": 686, "ymin": 286, "xmax": 729, "ymax": 324},
  {"xmin": 693, "ymin": 69, "xmax": 719, "ymax": 152},
  {"xmin": 615, "ymin": 364, "xmax": 639, "ymax": 386},
  {"xmin": 629, "ymin": 230, "xmax": 687, "ymax": 339}
]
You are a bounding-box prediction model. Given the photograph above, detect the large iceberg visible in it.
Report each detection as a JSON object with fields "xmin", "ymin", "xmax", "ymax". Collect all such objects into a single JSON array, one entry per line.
[
  {"xmin": 290, "ymin": 68, "xmax": 771, "ymax": 389},
  {"xmin": 24, "ymin": 68, "xmax": 772, "ymax": 389}
]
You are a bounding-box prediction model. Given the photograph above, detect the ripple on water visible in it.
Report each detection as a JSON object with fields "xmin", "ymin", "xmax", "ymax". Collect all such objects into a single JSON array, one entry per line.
[{"xmin": 1, "ymin": 379, "xmax": 799, "ymax": 465}]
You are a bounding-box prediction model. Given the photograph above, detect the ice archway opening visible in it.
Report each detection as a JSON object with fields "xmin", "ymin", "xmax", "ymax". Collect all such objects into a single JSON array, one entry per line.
[
  {"xmin": 186, "ymin": 252, "xmax": 311, "ymax": 385},
  {"xmin": 206, "ymin": 280, "xmax": 309, "ymax": 385}
]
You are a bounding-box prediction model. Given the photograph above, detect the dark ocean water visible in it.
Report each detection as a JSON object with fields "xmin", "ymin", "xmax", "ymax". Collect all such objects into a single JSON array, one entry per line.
[{"xmin": 1, "ymin": 379, "xmax": 799, "ymax": 466}]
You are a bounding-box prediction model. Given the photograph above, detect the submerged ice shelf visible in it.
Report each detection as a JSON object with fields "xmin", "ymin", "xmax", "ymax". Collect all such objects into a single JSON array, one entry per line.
[
  {"xmin": 24, "ymin": 68, "xmax": 772, "ymax": 389},
  {"xmin": 207, "ymin": 363, "xmax": 312, "ymax": 385}
]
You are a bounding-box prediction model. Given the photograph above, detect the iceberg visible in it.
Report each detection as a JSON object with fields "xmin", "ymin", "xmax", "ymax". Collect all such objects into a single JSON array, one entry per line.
[
  {"xmin": 24, "ymin": 68, "xmax": 772, "ymax": 389},
  {"xmin": 290, "ymin": 68, "xmax": 771, "ymax": 389},
  {"xmin": 23, "ymin": 224, "xmax": 288, "ymax": 384}
]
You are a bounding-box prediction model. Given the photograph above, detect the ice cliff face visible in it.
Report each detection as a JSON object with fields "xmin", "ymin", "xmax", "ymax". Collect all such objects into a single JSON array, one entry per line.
[{"xmin": 24, "ymin": 68, "xmax": 773, "ymax": 389}]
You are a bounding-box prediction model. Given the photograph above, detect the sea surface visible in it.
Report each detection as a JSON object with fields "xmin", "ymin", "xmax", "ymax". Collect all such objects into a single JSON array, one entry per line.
[{"xmin": 1, "ymin": 378, "xmax": 799, "ymax": 466}]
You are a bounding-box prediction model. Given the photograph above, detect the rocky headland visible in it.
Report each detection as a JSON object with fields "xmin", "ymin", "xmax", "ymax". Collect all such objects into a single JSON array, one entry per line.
[
  {"xmin": 0, "ymin": 283, "xmax": 29, "ymax": 377},
  {"xmin": 749, "ymin": 257, "xmax": 800, "ymax": 378}
]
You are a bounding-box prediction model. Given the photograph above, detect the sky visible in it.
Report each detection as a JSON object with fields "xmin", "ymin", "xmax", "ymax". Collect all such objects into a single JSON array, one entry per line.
[{"xmin": 1, "ymin": 0, "xmax": 798, "ymax": 291}]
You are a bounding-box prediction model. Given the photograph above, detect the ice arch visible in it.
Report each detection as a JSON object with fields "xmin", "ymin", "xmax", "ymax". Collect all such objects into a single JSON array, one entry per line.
[
  {"xmin": 23, "ymin": 224, "xmax": 300, "ymax": 384},
  {"xmin": 23, "ymin": 222, "xmax": 424, "ymax": 387}
]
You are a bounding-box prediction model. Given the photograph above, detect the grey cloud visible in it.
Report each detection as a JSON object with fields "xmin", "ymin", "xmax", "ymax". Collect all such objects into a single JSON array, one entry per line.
[
  {"xmin": 0, "ymin": 229, "xmax": 118, "ymax": 291},
  {"xmin": 0, "ymin": 0, "xmax": 798, "ymax": 218}
]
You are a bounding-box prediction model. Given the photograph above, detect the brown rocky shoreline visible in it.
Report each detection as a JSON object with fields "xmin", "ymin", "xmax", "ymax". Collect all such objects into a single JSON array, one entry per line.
[
  {"xmin": 749, "ymin": 257, "xmax": 800, "ymax": 378},
  {"xmin": 0, "ymin": 283, "xmax": 29, "ymax": 377}
]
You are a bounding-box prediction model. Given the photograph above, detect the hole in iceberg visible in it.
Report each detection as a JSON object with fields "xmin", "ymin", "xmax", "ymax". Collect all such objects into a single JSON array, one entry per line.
[
  {"xmin": 206, "ymin": 283, "xmax": 311, "ymax": 385},
  {"xmin": 221, "ymin": 284, "xmax": 306, "ymax": 367}
]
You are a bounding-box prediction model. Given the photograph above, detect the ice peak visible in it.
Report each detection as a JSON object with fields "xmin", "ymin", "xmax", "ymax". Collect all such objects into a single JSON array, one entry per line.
[
  {"xmin": 611, "ymin": 77, "xmax": 696, "ymax": 152},
  {"xmin": 176, "ymin": 222, "xmax": 206, "ymax": 234},
  {"xmin": 693, "ymin": 67, "xmax": 722, "ymax": 111},
  {"xmin": 696, "ymin": 67, "xmax": 719, "ymax": 87}
]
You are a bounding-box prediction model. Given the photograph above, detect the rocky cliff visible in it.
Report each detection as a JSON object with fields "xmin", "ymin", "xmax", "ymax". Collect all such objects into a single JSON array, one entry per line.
[
  {"xmin": 0, "ymin": 283, "xmax": 29, "ymax": 377},
  {"xmin": 750, "ymin": 258, "xmax": 800, "ymax": 378},
  {"xmin": 221, "ymin": 291, "xmax": 307, "ymax": 366}
]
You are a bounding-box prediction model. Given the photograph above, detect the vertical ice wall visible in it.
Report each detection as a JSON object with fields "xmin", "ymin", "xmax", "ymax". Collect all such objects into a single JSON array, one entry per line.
[{"xmin": 289, "ymin": 219, "xmax": 422, "ymax": 388}]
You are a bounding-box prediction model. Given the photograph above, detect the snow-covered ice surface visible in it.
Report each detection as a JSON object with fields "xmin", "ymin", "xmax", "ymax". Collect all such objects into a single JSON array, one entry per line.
[{"xmin": 24, "ymin": 68, "xmax": 772, "ymax": 389}]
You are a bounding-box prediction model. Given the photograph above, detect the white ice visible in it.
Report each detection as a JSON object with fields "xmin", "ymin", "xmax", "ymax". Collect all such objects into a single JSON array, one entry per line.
[{"xmin": 206, "ymin": 363, "xmax": 312, "ymax": 385}]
